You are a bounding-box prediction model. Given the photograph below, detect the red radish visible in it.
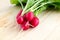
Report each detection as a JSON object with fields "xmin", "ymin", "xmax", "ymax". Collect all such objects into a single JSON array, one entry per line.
[
  {"xmin": 16, "ymin": 9, "xmax": 22, "ymax": 19},
  {"xmin": 16, "ymin": 10, "xmax": 39, "ymax": 30},
  {"xmin": 22, "ymin": 25, "xmax": 29, "ymax": 30},
  {"xmin": 30, "ymin": 17, "xmax": 39, "ymax": 27},
  {"xmin": 17, "ymin": 16, "xmax": 24, "ymax": 24},
  {"xmin": 23, "ymin": 13, "xmax": 27, "ymax": 21},
  {"xmin": 25, "ymin": 11, "xmax": 34, "ymax": 21},
  {"xmin": 21, "ymin": 21, "xmax": 30, "ymax": 30}
]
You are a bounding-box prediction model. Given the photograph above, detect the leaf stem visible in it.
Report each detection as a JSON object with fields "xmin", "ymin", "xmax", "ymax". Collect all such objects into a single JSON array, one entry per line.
[
  {"xmin": 24, "ymin": 0, "xmax": 43, "ymax": 13},
  {"xmin": 18, "ymin": 0, "xmax": 24, "ymax": 9},
  {"xmin": 32, "ymin": 2, "xmax": 51, "ymax": 12},
  {"xmin": 21, "ymin": 0, "xmax": 38, "ymax": 16}
]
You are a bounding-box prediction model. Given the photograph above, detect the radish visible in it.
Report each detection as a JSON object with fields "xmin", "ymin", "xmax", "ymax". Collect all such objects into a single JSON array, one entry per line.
[
  {"xmin": 11, "ymin": 0, "xmax": 60, "ymax": 31},
  {"xmin": 17, "ymin": 16, "xmax": 24, "ymax": 24},
  {"xmin": 21, "ymin": 21, "xmax": 30, "ymax": 30},
  {"xmin": 30, "ymin": 17, "xmax": 39, "ymax": 27},
  {"xmin": 16, "ymin": 9, "xmax": 22, "ymax": 19},
  {"xmin": 23, "ymin": 13, "xmax": 27, "ymax": 21},
  {"xmin": 25, "ymin": 11, "xmax": 34, "ymax": 21}
]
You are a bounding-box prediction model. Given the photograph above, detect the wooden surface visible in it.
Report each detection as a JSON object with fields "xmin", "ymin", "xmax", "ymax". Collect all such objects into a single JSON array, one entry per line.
[{"xmin": 0, "ymin": 0, "xmax": 60, "ymax": 40}]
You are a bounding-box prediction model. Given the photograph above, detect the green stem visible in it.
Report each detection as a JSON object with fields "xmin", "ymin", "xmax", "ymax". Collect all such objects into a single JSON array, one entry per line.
[
  {"xmin": 32, "ymin": 2, "xmax": 51, "ymax": 12},
  {"xmin": 18, "ymin": 0, "xmax": 24, "ymax": 9},
  {"xmin": 24, "ymin": 0, "xmax": 43, "ymax": 13},
  {"xmin": 21, "ymin": 0, "xmax": 38, "ymax": 16}
]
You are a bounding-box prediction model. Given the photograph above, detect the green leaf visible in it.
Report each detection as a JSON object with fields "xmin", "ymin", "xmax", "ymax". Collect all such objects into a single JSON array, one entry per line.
[
  {"xmin": 48, "ymin": 0, "xmax": 60, "ymax": 3},
  {"xmin": 53, "ymin": 2, "xmax": 60, "ymax": 9},
  {"xmin": 21, "ymin": 0, "xmax": 27, "ymax": 3},
  {"xmin": 10, "ymin": 0, "xmax": 19, "ymax": 4}
]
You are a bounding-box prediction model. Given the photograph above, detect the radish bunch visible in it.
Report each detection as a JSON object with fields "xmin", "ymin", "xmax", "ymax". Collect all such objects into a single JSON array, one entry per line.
[
  {"xmin": 10, "ymin": 0, "xmax": 60, "ymax": 30},
  {"xmin": 16, "ymin": 10, "xmax": 39, "ymax": 30}
]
